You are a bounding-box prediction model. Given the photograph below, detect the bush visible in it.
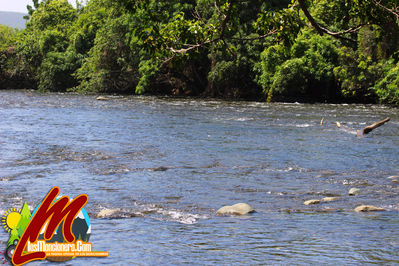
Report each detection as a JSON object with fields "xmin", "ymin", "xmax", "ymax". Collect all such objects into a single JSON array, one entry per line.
[
  {"xmin": 259, "ymin": 31, "xmax": 339, "ymax": 102},
  {"xmin": 74, "ymin": 14, "xmax": 139, "ymax": 94},
  {"xmin": 36, "ymin": 51, "xmax": 82, "ymax": 91},
  {"xmin": 270, "ymin": 58, "xmax": 309, "ymax": 100},
  {"xmin": 374, "ymin": 61, "xmax": 399, "ymax": 104},
  {"xmin": 333, "ymin": 47, "xmax": 384, "ymax": 102}
]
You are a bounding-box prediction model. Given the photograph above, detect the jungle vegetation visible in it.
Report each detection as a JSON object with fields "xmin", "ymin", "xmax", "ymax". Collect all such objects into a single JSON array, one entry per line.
[{"xmin": 0, "ymin": 0, "xmax": 399, "ymax": 104}]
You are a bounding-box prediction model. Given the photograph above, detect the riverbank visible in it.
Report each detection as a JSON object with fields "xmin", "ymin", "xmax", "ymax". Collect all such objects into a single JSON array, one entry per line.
[{"xmin": 4, "ymin": 87, "xmax": 399, "ymax": 107}]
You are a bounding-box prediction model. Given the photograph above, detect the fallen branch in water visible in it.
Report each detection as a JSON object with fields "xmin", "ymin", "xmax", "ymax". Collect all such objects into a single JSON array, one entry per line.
[
  {"xmin": 357, "ymin": 117, "xmax": 390, "ymax": 136},
  {"xmin": 334, "ymin": 117, "xmax": 390, "ymax": 137},
  {"xmin": 335, "ymin": 121, "xmax": 353, "ymax": 133}
]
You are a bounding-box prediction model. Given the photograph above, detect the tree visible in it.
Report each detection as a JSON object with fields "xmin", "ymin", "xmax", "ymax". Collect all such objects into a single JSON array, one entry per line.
[
  {"xmin": 18, "ymin": 0, "xmax": 78, "ymax": 91},
  {"xmin": 24, "ymin": 0, "xmax": 40, "ymax": 20},
  {"xmin": 1, "ymin": 0, "xmax": 399, "ymax": 103}
]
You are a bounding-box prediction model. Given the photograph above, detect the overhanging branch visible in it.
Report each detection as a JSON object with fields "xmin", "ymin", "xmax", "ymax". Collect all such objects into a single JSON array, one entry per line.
[
  {"xmin": 297, "ymin": 0, "xmax": 365, "ymax": 43},
  {"xmin": 374, "ymin": 0, "xmax": 399, "ymax": 19}
]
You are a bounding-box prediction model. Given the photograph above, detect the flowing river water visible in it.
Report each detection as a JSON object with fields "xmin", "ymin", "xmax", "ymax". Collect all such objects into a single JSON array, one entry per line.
[{"xmin": 0, "ymin": 90, "xmax": 399, "ymax": 265}]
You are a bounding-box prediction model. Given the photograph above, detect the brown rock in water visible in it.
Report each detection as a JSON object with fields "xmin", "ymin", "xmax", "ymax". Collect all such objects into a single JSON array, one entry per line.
[
  {"xmin": 304, "ymin": 199, "xmax": 321, "ymax": 205},
  {"xmin": 152, "ymin": 166, "xmax": 169, "ymax": 171},
  {"xmin": 354, "ymin": 205, "xmax": 385, "ymax": 212},
  {"xmin": 387, "ymin": 176, "xmax": 399, "ymax": 184},
  {"xmin": 216, "ymin": 203, "xmax": 255, "ymax": 215}
]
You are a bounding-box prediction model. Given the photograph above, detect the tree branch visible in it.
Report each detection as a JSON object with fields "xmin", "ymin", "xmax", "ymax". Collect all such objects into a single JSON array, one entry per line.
[
  {"xmin": 373, "ymin": 0, "xmax": 399, "ymax": 19},
  {"xmin": 168, "ymin": 40, "xmax": 214, "ymax": 54},
  {"xmin": 297, "ymin": 0, "xmax": 364, "ymax": 43},
  {"xmin": 229, "ymin": 30, "xmax": 277, "ymax": 41},
  {"xmin": 297, "ymin": 0, "xmax": 324, "ymax": 35},
  {"xmin": 219, "ymin": 1, "xmax": 235, "ymax": 41},
  {"xmin": 358, "ymin": 117, "xmax": 390, "ymax": 136}
]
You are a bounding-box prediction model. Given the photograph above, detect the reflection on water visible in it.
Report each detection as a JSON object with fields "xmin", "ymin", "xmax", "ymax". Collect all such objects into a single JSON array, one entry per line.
[{"xmin": 0, "ymin": 90, "xmax": 399, "ymax": 264}]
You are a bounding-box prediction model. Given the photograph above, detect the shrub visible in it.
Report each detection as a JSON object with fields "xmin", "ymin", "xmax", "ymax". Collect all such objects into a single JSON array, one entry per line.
[
  {"xmin": 259, "ymin": 31, "xmax": 339, "ymax": 102},
  {"xmin": 374, "ymin": 61, "xmax": 399, "ymax": 105}
]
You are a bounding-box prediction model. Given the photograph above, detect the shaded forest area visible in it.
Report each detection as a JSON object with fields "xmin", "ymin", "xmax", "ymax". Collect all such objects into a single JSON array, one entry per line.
[{"xmin": 0, "ymin": 0, "xmax": 399, "ymax": 104}]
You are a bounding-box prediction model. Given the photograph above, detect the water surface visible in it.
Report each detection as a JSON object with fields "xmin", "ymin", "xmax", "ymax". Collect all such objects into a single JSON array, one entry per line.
[{"xmin": 0, "ymin": 90, "xmax": 398, "ymax": 264}]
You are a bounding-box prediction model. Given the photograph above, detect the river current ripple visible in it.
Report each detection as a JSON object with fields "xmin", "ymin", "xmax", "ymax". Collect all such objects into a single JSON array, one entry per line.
[{"xmin": 0, "ymin": 90, "xmax": 398, "ymax": 264}]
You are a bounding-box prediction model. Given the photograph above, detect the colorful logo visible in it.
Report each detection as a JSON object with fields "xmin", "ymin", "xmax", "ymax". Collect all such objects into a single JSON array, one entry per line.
[{"xmin": 2, "ymin": 187, "xmax": 108, "ymax": 265}]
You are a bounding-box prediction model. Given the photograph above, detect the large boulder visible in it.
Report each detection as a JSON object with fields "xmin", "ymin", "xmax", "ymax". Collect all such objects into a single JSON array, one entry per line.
[
  {"xmin": 216, "ymin": 203, "xmax": 255, "ymax": 215},
  {"xmin": 97, "ymin": 208, "xmax": 119, "ymax": 218}
]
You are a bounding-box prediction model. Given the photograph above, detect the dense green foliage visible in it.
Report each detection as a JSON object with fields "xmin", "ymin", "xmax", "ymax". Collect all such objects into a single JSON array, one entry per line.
[{"xmin": 1, "ymin": 0, "xmax": 399, "ymax": 104}]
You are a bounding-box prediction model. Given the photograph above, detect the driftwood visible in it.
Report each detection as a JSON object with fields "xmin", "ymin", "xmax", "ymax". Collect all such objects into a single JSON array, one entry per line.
[
  {"xmin": 332, "ymin": 117, "xmax": 390, "ymax": 137},
  {"xmin": 335, "ymin": 121, "xmax": 352, "ymax": 132},
  {"xmin": 357, "ymin": 117, "xmax": 390, "ymax": 136}
]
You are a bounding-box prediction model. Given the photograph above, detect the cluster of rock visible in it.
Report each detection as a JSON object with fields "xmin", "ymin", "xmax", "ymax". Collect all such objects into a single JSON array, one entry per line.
[
  {"xmin": 213, "ymin": 174, "xmax": 397, "ymax": 217},
  {"xmin": 96, "ymin": 175, "xmax": 397, "ymax": 219},
  {"xmin": 303, "ymin": 196, "xmax": 340, "ymax": 206},
  {"xmin": 303, "ymin": 185, "xmax": 390, "ymax": 212}
]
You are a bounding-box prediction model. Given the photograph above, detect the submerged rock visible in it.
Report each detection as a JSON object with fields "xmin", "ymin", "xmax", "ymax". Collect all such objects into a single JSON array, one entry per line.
[
  {"xmin": 348, "ymin": 188, "xmax": 360, "ymax": 196},
  {"xmin": 152, "ymin": 166, "xmax": 169, "ymax": 171},
  {"xmin": 216, "ymin": 203, "xmax": 255, "ymax": 215},
  {"xmin": 354, "ymin": 205, "xmax": 385, "ymax": 212},
  {"xmin": 303, "ymin": 199, "xmax": 321, "ymax": 205},
  {"xmin": 322, "ymin": 197, "xmax": 339, "ymax": 202},
  {"xmin": 387, "ymin": 176, "xmax": 399, "ymax": 183},
  {"xmin": 97, "ymin": 208, "xmax": 119, "ymax": 218},
  {"xmin": 96, "ymin": 96, "xmax": 108, "ymax": 101}
]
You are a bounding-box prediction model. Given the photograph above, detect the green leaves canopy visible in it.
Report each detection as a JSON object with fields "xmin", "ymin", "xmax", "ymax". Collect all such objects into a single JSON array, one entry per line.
[{"xmin": 0, "ymin": 0, "xmax": 398, "ymax": 104}]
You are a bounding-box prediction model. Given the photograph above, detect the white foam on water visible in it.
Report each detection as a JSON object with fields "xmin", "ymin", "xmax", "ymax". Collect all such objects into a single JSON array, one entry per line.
[
  {"xmin": 235, "ymin": 117, "xmax": 255, "ymax": 122},
  {"xmin": 158, "ymin": 209, "xmax": 209, "ymax": 225},
  {"xmin": 214, "ymin": 117, "xmax": 255, "ymax": 122},
  {"xmin": 96, "ymin": 203, "xmax": 208, "ymax": 224},
  {"xmin": 295, "ymin": 123, "xmax": 312, "ymax": 128},
  {"xmin": 138, "ymin": 203, "xmax": 209, "ymax": 224}
]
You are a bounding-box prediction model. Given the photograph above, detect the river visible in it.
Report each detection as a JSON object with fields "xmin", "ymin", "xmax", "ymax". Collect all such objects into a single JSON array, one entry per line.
[{"xmin": 0, "ymin": 90, "xmax": 399, "ymax": 265}]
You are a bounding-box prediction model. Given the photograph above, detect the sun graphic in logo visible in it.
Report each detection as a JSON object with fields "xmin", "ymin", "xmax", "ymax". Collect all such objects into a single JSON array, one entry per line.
[{"xmin": 1, "ymin": 208, "xmax": 21, "ymax": 233}]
